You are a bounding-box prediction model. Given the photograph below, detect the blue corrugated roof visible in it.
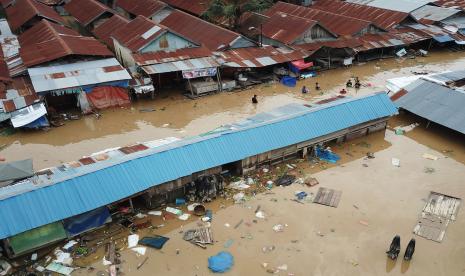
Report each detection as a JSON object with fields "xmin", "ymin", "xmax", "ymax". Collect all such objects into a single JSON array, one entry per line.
[{"xmin": 0, "ymin": 92, "xmax": 397, "ymax": 239}]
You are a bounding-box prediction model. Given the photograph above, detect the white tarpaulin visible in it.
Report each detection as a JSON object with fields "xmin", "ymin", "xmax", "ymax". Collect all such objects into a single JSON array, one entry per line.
[{"xmin": 10, "ymin": 103, "xmax": 47, "ymax": 128}]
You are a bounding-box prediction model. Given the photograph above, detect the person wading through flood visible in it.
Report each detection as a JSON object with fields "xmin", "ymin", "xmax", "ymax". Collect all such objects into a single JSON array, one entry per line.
[
  {"xmin": 315, "ymin": 82, "xmax": 320, "ymax": 91},
  {"xmin": 252, "ymin": 94, "xmax": 258, "ymax": 104},
  {"xmin": 301, "ymin": 85, "xmax": 309, "ymax": 94}
]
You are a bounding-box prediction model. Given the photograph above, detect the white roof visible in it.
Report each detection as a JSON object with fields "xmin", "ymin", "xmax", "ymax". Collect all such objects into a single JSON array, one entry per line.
[
  {"xmin": 347, "ymin": 0, "xmax": 432, "ymax": 13},
  {"xmin": 28, "ymin": 58, "xmax": 132, "ymax": 93}
]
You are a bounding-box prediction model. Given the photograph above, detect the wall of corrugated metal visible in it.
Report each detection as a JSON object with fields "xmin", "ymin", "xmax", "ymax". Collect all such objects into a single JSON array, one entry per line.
[{"xmin": 0, "ymin": 93, "xmax": 397, "ymax": 239}]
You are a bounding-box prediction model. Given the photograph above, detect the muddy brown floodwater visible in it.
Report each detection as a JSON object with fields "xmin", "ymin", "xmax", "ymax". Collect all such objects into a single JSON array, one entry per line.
[{"xmin": 1, "ymin": 50, "xmax": 465, "ymax": 169}]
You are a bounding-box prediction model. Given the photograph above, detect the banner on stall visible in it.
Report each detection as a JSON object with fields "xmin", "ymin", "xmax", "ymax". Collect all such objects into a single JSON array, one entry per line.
[{"xmin": 182, "ymin": 67, "xmax": 217, "ymax": 79}]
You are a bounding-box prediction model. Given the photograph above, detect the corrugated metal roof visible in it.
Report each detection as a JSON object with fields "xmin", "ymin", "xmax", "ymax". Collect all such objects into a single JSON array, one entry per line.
[
  {"xmin": 423, "ymin": 69, "xmax": 465, "ymax": 84},
  {"xmin": 141, "ymin": 56, "xmax": 219, "ymax": 74},
  {"xmin": 93, "ymin": 14, "xmax": 130, "ymax": 50},
  {"xmin": 0, "ymin": 76, "xmax": 38, "ymax": 113},
  {"xmin": 133, "ymin": 46, "xmax": 212, "ymax": 66},
  {"xmin": 28, "ymin": 58, "xmax": 131, "ymax": 93},
  {"xmin": 311, "ymin": 0, "xmax": 413, "ymax": 29},
  {"xmin": 161, "ymin": 0, "xmax": 208, "ymax": 16},
  {"xmin": 434, "ymin": 0, "xmax": 465, "ymax": 10},
  {"xmin": 5, "ymin": 0, "xmax": 65, "ymax": 31},
  {"xmin": 0, "ymin": 92, "xmax": 397, "ymax": 239},
  {"xmin": 64, "ymin": 0, "xmax": 113, "ymax": 27},
  {"xmin": 112, "ymin": 15, "xmax": 168, "ymax": 52},
  {"xmin": 117, "ymin": 0, "xmax": 168, "ymax": 18},
  {"xmin": 346, "ymin": 0, "xmax": 432, "ymax": 13},
  {"xmin": 214, "ymin": 46, "xmax": 309, "ymax": 68},
  {"xmin": 160, "ymin": 9, "xmax": 245, "ymax": 50},
  {"xmin": 261, "ymin": 13, "xmax": 322, "ymax": 44},
  {"xmin": 265, "ymin": 2, "xmax": 380, "ymax": 36},
  {"xmin": 411, "ymin": 5, "xmax": 461, "ymax": 21},
  {"xmin": 18, "ymin": 21, "xmax": 113, "ymax": 67},
  {"xmin": 0, "ymin": 35, "xmax": 26, "ymax": 77},
  {"xmin": 36, "ymin": 0, "xmax": 64, "ymax": 5},
  {"xmin": 394, "ymin": 79, "xmax": 465, "ymax": 134}
]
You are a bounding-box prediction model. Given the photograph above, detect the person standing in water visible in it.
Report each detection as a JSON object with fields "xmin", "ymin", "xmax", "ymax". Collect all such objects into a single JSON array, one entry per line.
[
  {"xmin": 301, "ymin": 86, "xmax": 309, "ymax": 94},
  {"xmin": 252, "ymin": 94, "xmax": 258, "ymax": 104}
]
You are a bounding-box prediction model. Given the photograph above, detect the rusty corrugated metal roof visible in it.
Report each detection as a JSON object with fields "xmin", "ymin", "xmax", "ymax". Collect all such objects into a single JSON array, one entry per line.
[
  {"xmin": 112, "ymin": 15, "xmax": 168, "ymax": 52},
  {"xmin": 0, "ymin": 47, "xmax": 12, "ymax": 83},
  {"xmin": 0, "ymin": 76, "xmax": 38, "ymax": 113},
  {"xmin": 434, "ymin": 0, "xmax": 465, "ymax": 10},
  {"xmin": 117, "ymin": 0, "xmax": 168, "ymax": 18},
  {"xmin": 160, "ymin": 9, "xmax": 244, "ymax": 50},
  {"xmin": 133, "ymin": 46, "xmax": 212, "ymax": 65},
  {"xmin": 262, "ymin": 13, "xmax": 319, "ymax": 44},
  {"xmin": 36, "ymin": 0, "xmax": 64, "ymax": 5},
  {"xmin": 297, "ymin": 38, "xmax": 362, "ymax": 52},
  {"xmin": 0, "ymin": 0, "xmax": 13, "ymax": 8},
  {"xmin": 5, "ymin": 0, "xmax": 65, "ymax": 31},
  {"xmin": 93, "ymin": 14, "xmax": 130, "ymax": 50},
  {"xmin": 64, "ymin": 0, "xmax": 113, "ymax": 27},
  {"xmin": 265, "ymin": 2, "xmax": 379, "ymax": 36},
  {"xmin": 18, "ymin": 21, "xmax": 113, "ymax": 67},
  {"xmin": 311, "ymin": 0, "xmax": 413, "ymax": 30},
  {"xmin": 214, "ymin": 46, "xmax": 309, "ymax": 68},
  {"xmin": 141, "ymin": 56, "xmax": 219, "ymax": 74},
  {"xmin": 161, "ymin": 0, "xmax": 208, "ymax": 16}
]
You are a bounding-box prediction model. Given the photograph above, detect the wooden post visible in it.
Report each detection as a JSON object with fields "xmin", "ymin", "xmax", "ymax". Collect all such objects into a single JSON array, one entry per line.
[
  {"xmin": 187, "ymin": 77, "xmax": 194, "ymax": 97},
  {"xmin": 426, "ymin": 120, "xmax": 431, "ymax": 128},
  {"xmin": 216, "ymin": 67, "xmax": 223, "ymax": 92},
  {"xmin": 129, "ymin": 198, "xmax": 134, "ymax": 212},
  {"xmin": 428, "ymin": 39, "xmax": 433, "ymax": 50}
]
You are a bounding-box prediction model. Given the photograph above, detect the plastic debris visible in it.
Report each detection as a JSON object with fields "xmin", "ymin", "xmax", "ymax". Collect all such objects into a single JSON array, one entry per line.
[
  {"xmin": 102, "ymin": 257, "xmax": 112, "ymax": 266},
  {"xmin": 262, "ymin": 245, "xmax": 275, "ymax": 253},
  {"xmin": 45, "ymin": 262, "xmax": 74, "ymax": 275},
  {"xmin": 135, "ymin": 213, "xmax": 147, "ymax": 219},
  {"xmin": 255, "ymin": 211, "xmax": 266, "ymax": 219},
  {"xmin": 359, "ymin": 220, "xmax": 369, "ymax": 226},
  {"xmin": 178, "ymin": 213, "xmax": 191, "ymax": 221},
  {"xmin": 208, "ymin": 251, "xmax": 234, "ymax": 273},
  {"xmin": 304, "ymin": 176, "xmax": 319, "ymax": 187},
  {"xmin": 137, "ymin": 257, "xmax": 149, "ymax": 270},
  {"xmin": 63, "ymin": 240, "xmax": 78, "ymax": 250},
  {"xmin": 166, "ymin": 207, "xmax": 183, "ymax": 216},
  {"xmin": 295, "ymin": 191, "xmax": 307, "ymax": 200},
  {"xmin": 139, "ymin": 236, "xmax": 169, "ymax": 249},
  {"xmin": 31, "ymin": 253, "xmax": 38, "ymax": 261},
  {"xmin": 422, "ymin": 153, "xmax": 438, "ymax": 160},
  {"xmin": 224, "ymin": 239, "xmax": 234, "ymax": 248},
  {"xmin": 148, "ymin": 210, "xmax": 162, "ymax": 216},
  {"xmin": 175, "ymin": 198, "xmax": 186, "ymax": 205},
  {"xmin": 262, "ymin": 168, "xmax": 269, "ymax": 173},
  {"xmin": 391, "ymin": 158, "xmax": 400, "ymax": 167},
  {"xmin": 0, "ymin": 259, "xmax": 12, "ymax": 276},
  {"xmin": 131, "ymin": 247, "xmax": 147, "ymax": 255},
  {"xmin": 424, "ymin": 167, "xmax": 435, "ymax": 174},
  {"xmin": 233, "ymin": 192, "xmax": 245, "ymax": 203},
  {"xmin": 128, "ymin": 234, "xmax": 139, "ymax": 248},
  {"xmin": 187, "ymin": 203, "xmax": 200, "ymax": 212},
  {"xmin": 266, "ymin": 181, "xmax": 273, "ymax": 189},
  {"xmin": 277, "ymin": 264, "xmax": 288, "ymax": 271},
  {"xmin": 272, "ymin": 224, "xmax": 285, "ymax": 232},
  {"xmin": 224, "ymin": 223, "xmax": 231, "ymax": 228},
  {"xmin": 229, "ymin": 180, "xmax": 250, "ymax": 190},
  {"xmin": 54, "ymin": 250, "xmax": 73, "ymax": 265},
  {"xmin": 276, "ymin": 175, "xmax": 296, "ymax": 186}
]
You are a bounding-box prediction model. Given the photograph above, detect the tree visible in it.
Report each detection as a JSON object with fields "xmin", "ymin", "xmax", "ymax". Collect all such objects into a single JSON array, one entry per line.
[{"xmin": 204, "ymin": 0, "xmax": 273, "ymax": 30}]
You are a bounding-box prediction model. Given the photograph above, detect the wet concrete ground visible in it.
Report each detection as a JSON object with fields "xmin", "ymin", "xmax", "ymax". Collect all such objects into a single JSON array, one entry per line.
[
  {"xmin": 1, "ymin": 50, "xmax": 465, "ymax": 169},
  {"xmin": 72, "ymin": 131, "xmax": 465, "ymax": 276}
]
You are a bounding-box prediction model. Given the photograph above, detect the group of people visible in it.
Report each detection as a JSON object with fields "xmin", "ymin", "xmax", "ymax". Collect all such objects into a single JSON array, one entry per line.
[
  {"xmin": 301, "ymin": 82, "xmax": 320, "ymax": 94},
  {"xmin": 346, "ymin": 77, "xmax": 361, "ymax": 89}
]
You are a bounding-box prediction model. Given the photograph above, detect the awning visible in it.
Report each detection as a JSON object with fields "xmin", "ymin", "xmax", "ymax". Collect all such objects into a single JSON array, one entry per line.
[
  {"xmin": 10, "ymin": 103, "xmax": 47, "ymax": 128},
  {"xmin": 63, "ymin": 207, "xmax": 111, "ymax": 237},
  {"xmin": 0, "ymin": 159, "xmax": 33, "ymax": 182},
  {"xmin": 141, "ymin": 57, "xmax": 219, "ymax": 75},
  {"xmin": 433, "ymin": 35, "xmax": 454, "ymax": 43}
]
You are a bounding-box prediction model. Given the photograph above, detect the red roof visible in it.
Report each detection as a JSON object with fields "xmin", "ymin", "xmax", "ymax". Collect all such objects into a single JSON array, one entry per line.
[
  {"xmin": 0, "ymin": 76, "xmax": 37, "ymax": 112},
  {"xmin": 160, "ymin": 10, "xmax": 243, "ymax": 50},
  {"xmin": 116, "ymin": 0, "xmax": 168, "ymax": 18},
  {"xmin": 0, "ymin": 47, "xmax": 12, "ymax": 83},
  {"xmin": 36, "ymin": 0, "xmax": 64, "ymax": 5},
  {"xmin": 18, "ymin": 21, "xmax": 113, "ymax": 67},
  {"xmin": 215, "ymin": 46, "xmax": 309, "ymax": 67},
  {"xmin": 112, "ymin": 15, "xmax": 168, "ymax": 52},
  {"xmin": 311, "ymin": 0, "xmax": 412, "ymax": 30},
  {"xmin": 64, "ymin": 0, "xmax": 112, "ymax": 26},
  {"xmin": 93, "ymin": 14, "xmax": 130, "ymax": 50},
  {"xmin": 0, "ymin": 0, "xmax": 13, "ymax": 8},
  {"xmin": 133, "ymin": 46, "xmax": 212, "ymax": 65},
  {"xmin": 434, "ymin": 0, "xmax": 465, "ymax": 9},
  {"xmin": 262, "ymin": 13, "xmax": 323, "ymax": 44},
  {"xmin": 161, "ymin": 0, "xmax": 208, "ymax": 16},
  {"xmin": 5, "ymin": 0, "xmax": 65, "ymax": 31},
  {"xmin": 265, "ymin": 2, "xmax": 378, "ymax": 37}
]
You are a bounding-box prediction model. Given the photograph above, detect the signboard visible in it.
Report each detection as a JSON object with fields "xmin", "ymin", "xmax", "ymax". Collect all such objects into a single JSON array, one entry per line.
[{"xmin": 182, "ymin": 67, "xmax": 217, "ymax": 79}]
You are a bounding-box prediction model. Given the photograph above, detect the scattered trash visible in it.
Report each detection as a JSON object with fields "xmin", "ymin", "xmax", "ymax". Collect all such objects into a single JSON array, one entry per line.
[
  {"xmin": 178, "ymin": 213, "xmax": 191, "ymax": 221},
  {"xmin": 313, "ymin": 187, "xmax": 342, "ymax": 208},
  {"xmin": 277, "ymin": 264, "xmax": 288, "ymax": 271},
  {"xmin": 224, "ymin": 239, "xmax": 234, "ymax": 248},
  {"xmin": 31, "ymin": 253, "xmax": 38, "ymax": 261},
  {"xmin": 166, "ymin": 206, "xmax": 183, "ymax": 216},
  {"xmin": 0, "ymin": 259, "xmax": 12, "ymax": 276},
  {"xmin": 202, "ymin": 216, "xmax": 211, "ymax": 222},
  {"xmin": 102, "ymin": 257, "xmax": 112, "ymax": 266},
  {"xmin": 135, "ymin": 213, "xmax": 147, "ymax": 219},
  {"xmin": 233, "ymin": 192, "xmax": 245, "ymax": 203},
  {"xmin": 131, "ymin": 247, "xmax": 147, "ymax": 255},
  {"xmin": 54, "ymin": 249, "xmax": 73, "ymax": 265},
  {"xmin": 262, "ymin": 245, "xmax": 275, "ymax": 253},
  {"xmin": 148, "ymin": 210, "xmax": 162, "ymax": 216},
  {"xmin": 395, "ymin": 129, "xmax": 404, "ymax": 135},
  {"xmin": 229, "ymin": 180, "xmax": 250, "ymax": 190},
  {"xmin": 353, "ymin": 204, "xmax": 359, "ymax": 209},
  {"xmin": 162, "ymin": 123, "xmax": 170, "ymax": 127},
  {"xmin": 422, "ymin": 153, "xmax": 439, "ymax": 160},
  {"xmin": 366, "ymin": 152, "xmax": 375, "ymax": 159},
  {"xmin": 137, "ymin": 256, "xmax": 149, "ymax": 270},
  {"xmin": 362, "ymin": 164, "xmax": 369, "ymax": 167},
  {"xmin": 224, "ymin": 223, "xmax": 231, "ymax": 228},
  {"xmin": 316, "ymin": 231, "xmax": 325, "ymax": 237},
  {"xmin": 234, "ymin": 219, "xmax": 244, "ymax": 229},
  {"xmin": 295, "ymin": 191, "xmax": 307, "ymax": 200},
  {"xmin": 255, "ymin": 211, "xmax": 266, "ymax": 219},
  {"xmin": 139, "ymin": 235, "xmax": 169, "ymax": 249},
  {"xmin": 272, "ymin": 224, "xmax": 285, "ymax": 232},
  {"xmin": 424, "ymin": 167, "xmax": 435, "ymax": 174},
  {"xmin": 359, "ymin": 220, "xmax": 369, "ymax": 226},
  {"xmin": 395, "ymin": 123, "xmax": 419, "ymax": 134},
  {"xmin": 128, "ymin": 234, "xmax": 140, "ymax": 248},
  {"xmin": 208, "ymin": 251, "xmax": 234, "ymax": 273},
  {"xmin": 276, "ymin": 175, "xmax": 296, "ymax": 186},
  {"xmin": 391, "ymin": 158, "xmax": 400, "ymax": 167},
  {"xmin": 304, "ymin": 176, "xmax": 319, "ymax": 187},
  {"xmin": 266, "ymin": 181, "xmax": 273, "ymax": 189},
  {"xmin": 175, "ymin": 198, "xmax": 186, "ymax": 205},
  {"xmin": 262, "ymin": 168, "xmax": 269, "ymax": 173},
  {"xmin": 187, "ymin": 203, "xmax": 200, "ymax": 211},
  {"xmin": 45, "ymin": 262, "xmax": 74, "ymax": 275},
  {"xmin": 63, "ymin": 240, "xmax": 78, "ymax": 250},
  {"xmin": 315, "ymin": 146, "xmax": 340, "ymax": 163},
  {"xmin": 183, "ymin": 227, "xmax": 214, "ymax": 248},
  {"xmin": 194, "ymin": 205, "xmax": 207, "ymax": 216},
  {"xmin": 350, "ymin": 260, "xmax": 359, "ymax": 266},
  {"xmin": 205, "ymin": 209, "xmax": 213, "ymax": 221}
]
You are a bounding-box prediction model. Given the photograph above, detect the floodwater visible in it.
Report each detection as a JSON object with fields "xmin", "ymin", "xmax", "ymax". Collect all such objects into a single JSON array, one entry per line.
[
  {"xmin": 71, "ymin": 131, "xmax": 465, "ymax": 276},
  {"xmin": 2, "ymin": 50, "xmax": 465, "ymax": 169}
]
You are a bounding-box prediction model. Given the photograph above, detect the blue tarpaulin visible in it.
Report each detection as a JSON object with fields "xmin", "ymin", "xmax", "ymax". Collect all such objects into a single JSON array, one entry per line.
[
  {"xmin": 22, "ymin": 116, "xmax": 49, "ymax": 129},
  {"xmin": 63, "ymin": 207, "xmax": 110, "ymax": 236},
  {"xmin": 315, "ymin": 147, "xmax": 340, "ymax": 164},
  {"xmin": 281, "ymin": 76, "xmax": 297, "ymax": 87},
  {"xmin": 139, "ymin": 236, "xmax": 169, "ymax": 249},
  {"xmin": 208, "ymin": 251, "xmax": 234, "ymax": 273}
]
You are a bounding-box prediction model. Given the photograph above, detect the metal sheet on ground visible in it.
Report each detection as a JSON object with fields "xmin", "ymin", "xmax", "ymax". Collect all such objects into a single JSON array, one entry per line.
[
  {"xmin": 313, "ymin": 187, "xmax": 342, "ymax": 208},
  {"xmin": 413, "ymin": 191, "xmax": 461, "ymax": 242}
]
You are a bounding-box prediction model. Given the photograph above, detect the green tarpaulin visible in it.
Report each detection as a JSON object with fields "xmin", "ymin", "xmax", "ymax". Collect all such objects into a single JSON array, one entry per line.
[{"xmin": 8, "ymin": 222, "xmax": 66, "ymax": 255}]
